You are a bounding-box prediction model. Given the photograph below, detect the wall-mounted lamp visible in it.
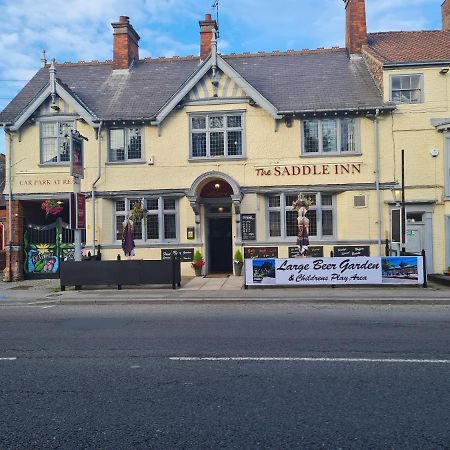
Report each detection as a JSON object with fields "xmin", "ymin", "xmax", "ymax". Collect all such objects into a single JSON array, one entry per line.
[
  {"xmin": 284, "ymin": 116, "xmax": 293, "ymax": 128},
  {"xmin": 214, "ymin": 183, "xmax": 221, "ymax": 190},
  {"xmin": 439, "ymin": 68, "xmax": 449, "ymax": 75},
  {"xmin": 218, "ymin": 207, "xmax": 224, "ymax": 213}
]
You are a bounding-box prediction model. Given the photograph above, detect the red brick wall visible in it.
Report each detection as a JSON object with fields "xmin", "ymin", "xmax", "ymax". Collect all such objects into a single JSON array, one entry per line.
[
  {"xmin": 199, "ymin": 14, "xmax": 217, "ymax": 60},
  {"xmin": 345, "ymin": 0, "xmax": 367, "ymax": 54},
  {"xmin": 3, "ymin": 200, "xmax": 24, "ymax": 281},
  {"xmin": 362, "ymin": 50, "xmax": 384, "ymax": 94},
  {"xmin": 443, "ymin": 0, "xmax": 450, "ymax": 31},
  {"xmin": 112, "ymin": 17, "xmax": 140, "ymax": 70}
]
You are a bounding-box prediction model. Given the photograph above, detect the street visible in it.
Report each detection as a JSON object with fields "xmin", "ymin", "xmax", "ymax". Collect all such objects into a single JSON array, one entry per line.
[{"xmin": 1, "ymin": 302, "xmax": 450, "ymax": 449}]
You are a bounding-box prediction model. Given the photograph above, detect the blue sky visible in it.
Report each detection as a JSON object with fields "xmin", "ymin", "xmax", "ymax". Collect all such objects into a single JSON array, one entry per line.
[{"xmin": 0, "ymin": 0, "xmax": 443, "ymax": 154}]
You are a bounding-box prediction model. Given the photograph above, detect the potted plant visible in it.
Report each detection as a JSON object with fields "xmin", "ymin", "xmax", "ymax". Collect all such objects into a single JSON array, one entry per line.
[
  {"xmin": 191, "ymin": 250, "xmax": 205, "ymax": 277},
  {"xmin": 233, "ymin": 249, "xmax": 244, "ymax": 276}
]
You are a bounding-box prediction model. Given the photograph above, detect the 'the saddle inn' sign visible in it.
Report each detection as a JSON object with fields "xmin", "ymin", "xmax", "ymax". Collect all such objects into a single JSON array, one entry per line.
[{"xmin": 255, "ymin": 163, "xmax": 362, "ymax": 177}]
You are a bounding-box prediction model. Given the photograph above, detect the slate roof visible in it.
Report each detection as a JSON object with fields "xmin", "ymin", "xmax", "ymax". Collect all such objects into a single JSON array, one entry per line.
[
  {"xmin": 365, "ymin": 31, "xmax": 450, "ymax": 65},
  {"xmin": 0, "ymin": 48, "xmax": 388, "ymax": 125}
]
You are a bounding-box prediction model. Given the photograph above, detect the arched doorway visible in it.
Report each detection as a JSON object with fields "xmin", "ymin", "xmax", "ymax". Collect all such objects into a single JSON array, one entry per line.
[{"xmin": 187, "ymin": 172, "xmax": 242, "ymax": 275}]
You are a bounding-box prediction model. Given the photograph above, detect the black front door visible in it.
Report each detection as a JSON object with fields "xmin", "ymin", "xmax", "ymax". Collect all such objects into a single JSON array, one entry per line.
[{"xmin": 208, "ymin": 217, "xmax": 232, "ymax": 273}]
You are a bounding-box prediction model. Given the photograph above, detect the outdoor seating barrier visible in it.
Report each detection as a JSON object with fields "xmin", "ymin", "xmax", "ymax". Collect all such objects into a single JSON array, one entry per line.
[{"xmin": 60, "ymin": 255, "xmax": 181, "ymax": 290}]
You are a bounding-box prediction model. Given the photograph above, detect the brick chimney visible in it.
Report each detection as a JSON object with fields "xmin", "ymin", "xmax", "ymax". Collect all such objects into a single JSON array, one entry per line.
[
  {"xmin": 344, "ymin": 0, "xmax": 368, "ymax": 54},
  {"xmin": 443, "ymin": 0, "xmax": 450, "ymax": 31},
  {"xmin": 111, "ymin": 16, "xmax": 140, "ymax": 70},
  {"xmin": 199, "ymin": 13, "xmax": 217, "ymax": 60}
]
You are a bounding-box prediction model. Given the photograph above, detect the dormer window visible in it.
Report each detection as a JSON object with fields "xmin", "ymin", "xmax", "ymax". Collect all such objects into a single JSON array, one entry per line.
[
  {"xmin": 390, "ymin": 74, "xmax": 423, "ymax": 104},
  {"xmin": 40, "ymin": 120, "xmax": 74, "ymax": 164}
]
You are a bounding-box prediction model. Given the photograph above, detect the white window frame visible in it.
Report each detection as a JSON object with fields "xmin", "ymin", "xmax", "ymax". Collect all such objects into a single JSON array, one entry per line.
[
  {"xmin": 39, "ymin": 118, "xmax": 75, "ymax": 165},
  {"xmin": 189, "ymin": 112, "xmax": 245, "ymax": 160},
  {"xmin": 301, "ymin": 117, "xmax": 360, "ymax": 155},
  {"xmin": 266, "ymin": 192, "xmax": 336, "ymax": 240},
  {"xmin": 114, "ymin": 197, "xmax": 179, "ymax": 243},
  {"xmin": 108, "ymin": 126, "xmax": 144, "ymax": 162},
  {"xmin": 389, "ymin": 73, "xmax": 424, "ymax": 104}
]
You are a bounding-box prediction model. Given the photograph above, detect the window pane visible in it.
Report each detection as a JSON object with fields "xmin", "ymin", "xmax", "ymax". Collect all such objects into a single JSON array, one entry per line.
[
  {"xmin": 127, "ymin": 128, "xmax": 142, "ymax": 160},
  {"xmin": 42, "ymin": 138, "xmax": 58, "ymax": 163},
  {"xmin": 341, "ymin": 119, "xmax": 356, "ymax": 152},
  {"xmin": 164, "ymin": 198, "xmax": 175, "ymax": 210},
  {"xmin": 227, "ymin": 115, "xmax": 241, "ymax": 128},
  {"xmin": 304, "ymin": 194, "xmax": 317, "ymax": 206},
  {"xmin": 146, "ymin": 198, "xmax": 158, "ymax": 210},
  {"xmin": 42, "ymin": 122, "xmax": 57, "ymax": 137},
  {"xmin": 192, "ymin": 132, "xmax": 206, "ymax": 157},
  {"xmin": 110, "ymin": 129, "xmax": 125, "ymax": 161},
  {"xmin": 411, "ymin": 89, "xmax": 421, "ymax": 103},
  {"xmin": 269, "ymin": 211, "xmax": 281, "ymax": 237},
  {"xmin": 392, "ymin": 91, "xmax": 402, "ymax": 102},
  {"xmin": 401, "ymin": 76, "xmax": 411, "ymax": 90},
  {"xmin": 116, "ymin": 200, "xmax": 126, "ymax": 212},
  {"xmin": 210, "ymin": 132, "xmax": 224, "ymax": 156},
  {"xmin": 285, "ymin": 194, "xmax": 297, "ymax": 207},
  {"xmin": 192, "ymin": 116, "xmax": 206, "ymax": 129},
  {"xmin": 322, "ymin": 210, "xmax": 333, "ymax": 236},
  {"xmin": 286, "ymin": 210, "xmax": 298, "ymax": 237},
  {"xmin": 391, "ymin": 77, "xmax": 401, "ymax": 90},
  {"xmin": 116, "ymin": 215, "xmax": 125, "ymax": 241},
  {"xmin": 133, "ymin": 220, "xmax": 142, "ymax": 240},
  {"xmin": 209, "ymin": 116, "xmax": 223, "ymax": 129},
  {"xmin": 303, "ymin": 121, "xmax": 319, "ymax": 153},
  {"xmin": 308, "ymin": 210, "xmax": 317, "ymax": 236},
  {"xmin": 411, "ymin": 75, "xmax": 421, "ymax": 90},
  {"xmin": 268, "ymin": 195, "xmax": 280, "ymax": 208},
  {"xmin": 321, "ymin": 194, "xmax": 333, "ymax": 206},
  {"xmin": 147, "ymin": 215, "xmax": 159, "ymax": 239},
  {"xmin": 227, "ymin": 131, "xmax": 242, "ymax": 156},
  {"xmin": 322, "ymin": 119, "xmax": 337, "ymax": 152},
  {"xmin": 164, "ymin": 214, "xmax": 176, "ymax": 239}
]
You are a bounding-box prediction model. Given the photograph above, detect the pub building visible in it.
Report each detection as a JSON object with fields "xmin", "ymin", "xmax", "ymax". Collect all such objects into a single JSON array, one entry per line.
[{"xmin": 1, "ymin": 0, "xmax": 450, "ymax": 280}]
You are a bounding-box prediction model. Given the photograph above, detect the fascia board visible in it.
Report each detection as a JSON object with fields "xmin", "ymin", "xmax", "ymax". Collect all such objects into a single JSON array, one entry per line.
[{"xmin": 216, "ymin": 56, "xmax": 281, "ymax": 119}]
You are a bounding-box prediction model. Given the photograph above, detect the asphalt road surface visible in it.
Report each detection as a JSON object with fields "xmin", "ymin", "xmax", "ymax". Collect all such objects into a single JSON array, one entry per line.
[{"xmin": 1, "ymin": 302, "xmax": 450, "ymax": 449}]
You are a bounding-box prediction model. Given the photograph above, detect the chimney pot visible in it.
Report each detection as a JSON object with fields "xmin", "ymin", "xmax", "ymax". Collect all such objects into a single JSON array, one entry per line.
[
  {"xmin": 119, "ymin": 16, "xmax": 129, "ymax": 23},
  {"xmin": 205, "ymin": 13, "xmax": 212, "ymax": 20},
  {"xmin": 344, "ymin": 0, "xmax": 367, "ymax": 54},
  {"xmin": 443, "ymin": 0, "xmax": 450, "ymax": 31}
]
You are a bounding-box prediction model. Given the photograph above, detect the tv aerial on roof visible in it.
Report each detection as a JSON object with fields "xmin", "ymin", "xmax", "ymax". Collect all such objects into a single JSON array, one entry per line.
[{"xmin": 211, "ymin": 0, "xmax": 220, "ymax": 38}]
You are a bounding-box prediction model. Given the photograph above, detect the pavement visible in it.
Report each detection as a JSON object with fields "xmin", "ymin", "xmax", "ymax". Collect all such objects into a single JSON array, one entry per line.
[{"xmin": 1, "ymin": 275, "xmax": 450, "ymax": 305}]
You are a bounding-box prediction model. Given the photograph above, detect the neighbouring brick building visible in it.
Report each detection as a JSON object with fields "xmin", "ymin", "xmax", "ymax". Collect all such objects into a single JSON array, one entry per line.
[{"xmin": 0, "ymin": 0, "xmax": 449, "ymax": 281}]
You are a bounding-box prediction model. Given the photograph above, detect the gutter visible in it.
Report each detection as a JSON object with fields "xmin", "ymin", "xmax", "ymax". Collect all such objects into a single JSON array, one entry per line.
[
  {"xmin": 373, "ymin": 109, "xmax": 382, "ymax": 255},
  {"xmin": 91, "ymin": 121, "xmax": 103, "ymax": 254},
  {"xmin": 383, "ymin": 61, "xmax": 450, "ymax": 69},
  {"xmin": 278, "ymin": 105, "xmax": 395, "ymax": 115}
]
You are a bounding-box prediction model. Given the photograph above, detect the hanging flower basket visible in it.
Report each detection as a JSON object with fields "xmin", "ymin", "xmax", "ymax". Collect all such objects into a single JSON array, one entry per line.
[
  {"xmin": 130, "ymin": 202, "xmax": 146, "ymax": 223},
  {"xmin": 41, "ymin": 200, "xmax": 63, "ymax": 216}
]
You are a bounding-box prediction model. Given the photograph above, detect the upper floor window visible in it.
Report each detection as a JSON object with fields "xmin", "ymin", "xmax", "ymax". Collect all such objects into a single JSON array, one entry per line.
[
  {"xmin": 302, "ymin": 118, "xmax": 358, "ymax": 155},
  {"xmin": 114, "ymin": 196, "xmax": 178, "ymax": 242},
  {"xmin": 390, "ymin": 74, "xmax": 423, "ymax": 104},
  {"xmin": 190, "ymin": 113, "xmax": 244, "ymax": 159},
  {"xmin": 108, "ymin": 127, "xmax": 143, "ymax": 162},
  {"xmin": 267, "ymin": 192, "xmax": 335, "ymax": 239},
  {"xmin": 40, "ymin": 120, "xmax": 74, "ymax": 164}
]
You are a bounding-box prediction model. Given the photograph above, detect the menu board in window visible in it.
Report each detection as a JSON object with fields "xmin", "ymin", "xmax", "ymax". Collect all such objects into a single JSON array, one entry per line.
[{"xmin": 241, "ymin": 214, "xmax": 256, "ymax": 241}]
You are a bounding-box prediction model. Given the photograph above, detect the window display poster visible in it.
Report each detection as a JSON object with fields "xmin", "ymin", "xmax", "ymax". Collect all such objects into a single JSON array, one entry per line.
[{"xmin": 245, "ymin": 256, "xmax": 424, "ymax": 286}]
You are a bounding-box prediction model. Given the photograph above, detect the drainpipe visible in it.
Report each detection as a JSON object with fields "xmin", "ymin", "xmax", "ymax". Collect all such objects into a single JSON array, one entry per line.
[
  {"xmin": 91, "ymin": 122, "xmax": 103, "ymax": 254},
  {"xmin": 374, "ymin": 109, "xmax": 382, "ymax": 255},
  {"xmin": 5, "ymin": 128, "xmax": 12, "ymax": 281}
]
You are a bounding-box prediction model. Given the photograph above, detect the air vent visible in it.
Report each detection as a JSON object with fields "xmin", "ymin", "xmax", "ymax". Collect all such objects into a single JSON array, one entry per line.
[{"xmin": 353, "ymin": 195, "xmax": 366, "ymax": 208}]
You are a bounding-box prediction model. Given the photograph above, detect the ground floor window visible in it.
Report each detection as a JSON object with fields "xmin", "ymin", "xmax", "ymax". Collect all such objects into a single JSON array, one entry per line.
[
  {"xmin": 267, "ymin": 192, "xmax": 335, "ymax": 239},
  {"xmin": 114, "ymin": 197, "xmax": 178, "ymax": 242}
]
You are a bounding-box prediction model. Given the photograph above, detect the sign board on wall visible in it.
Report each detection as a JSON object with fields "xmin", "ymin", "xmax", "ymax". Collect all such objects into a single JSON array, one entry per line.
[
  {"xmin": 333, "ymin": 246, "xmax": 370, "ymax": 258},
  {"xmin": 245, "ymin": 256, "xmax": 424, "ymax": 287},
  {"xmin": 288, "ymin": 246, "xmax": 324, "ymax": 258},
  {"xmin": 161, "ymin": 248, "xmax": 194, "ymax": 261},
  {"xmin": 241, "ymin": 214, "xmax": 256, "ymax": 241},
  {"xmin": 244, "ymin": 247, "xmax": 278, "ymax": 259}
]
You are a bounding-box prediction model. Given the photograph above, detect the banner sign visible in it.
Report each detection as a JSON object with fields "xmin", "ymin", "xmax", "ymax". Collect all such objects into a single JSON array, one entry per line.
[
  {"xmin": 70, "ymin": 132, "xmax": 84, "ymax": 179},
  {"xmin": 245, "ymin": 256, "xmax": 424, "ymax": 286},
  {"xmin": 69, "ymin": 193, "xmax": 86, "ymax": 229}
]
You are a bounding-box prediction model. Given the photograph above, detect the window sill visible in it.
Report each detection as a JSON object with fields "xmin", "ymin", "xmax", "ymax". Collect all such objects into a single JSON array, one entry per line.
[
  {"xmin": 188, "ymin": 156, "xmax": 246, "ymax": 163},
  {"xmin": 300, "ymin": 153, "xmax": 362, "ymax": 158},
  {"xmin": 106, "ymin": 160, "xmax": 147, "ymax": 165},
  {"xmin": 38, "ymin": 163, "xmax": 70, "ymax": 167}
]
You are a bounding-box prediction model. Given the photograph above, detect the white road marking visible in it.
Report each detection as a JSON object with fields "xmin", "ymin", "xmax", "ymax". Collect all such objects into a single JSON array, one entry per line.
[
  {"xmin": 40, "ymin": 305, "xmax": 57, "ymax": 309},
  {"xmin": 170, "ymin": 357, "xmax": 450, "ymax": 364},
  {"xmin": 0, "ymin": 357, "xmax": 17, "ymax": 361}
]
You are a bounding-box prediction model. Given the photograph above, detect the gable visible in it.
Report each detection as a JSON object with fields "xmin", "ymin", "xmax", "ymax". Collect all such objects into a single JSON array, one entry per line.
[
  {"xmin": 186, "ymin": 69, "xmax": 248, "ymax": 101},
  {"xmin": 35, "ymin": 96, "xmax": 76, "ymax": 117}
]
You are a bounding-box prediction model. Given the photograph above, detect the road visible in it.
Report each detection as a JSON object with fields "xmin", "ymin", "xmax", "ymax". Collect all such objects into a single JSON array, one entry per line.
[{"xmin": 1, "ymin": 302, "xmax": 450, "ymax": 449}]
